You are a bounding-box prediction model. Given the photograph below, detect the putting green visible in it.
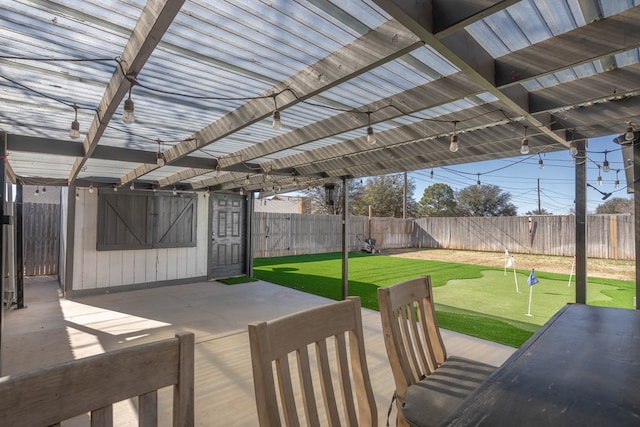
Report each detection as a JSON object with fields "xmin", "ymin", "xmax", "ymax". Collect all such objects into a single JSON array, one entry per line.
[{"xmin": 433, "ymin": 270, "xmax": 623, "ymax": 326}]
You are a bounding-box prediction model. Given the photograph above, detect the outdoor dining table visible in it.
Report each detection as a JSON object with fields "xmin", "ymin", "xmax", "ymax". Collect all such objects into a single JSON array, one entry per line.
[{"xmin": 439, "ymin": 303, "xmax": 640, "ymax": 426}]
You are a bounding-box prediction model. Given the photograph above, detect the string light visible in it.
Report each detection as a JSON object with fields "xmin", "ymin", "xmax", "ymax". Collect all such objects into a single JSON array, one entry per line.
[
  {"xmin": 122, "ymin": 87, "xmax": 135, "ymax": 124},
  {"xmin": 88, "ymin": 183, "xmax": 94, "ymax": 194},
  {"xmin": 42, "ymin": 186, "xmax": 46, "ymax": 193},
  {"xmin": 597, "ymin": 165, "xmax": 602, "ymax": 185},
  {"xmin": 430, "ymin": 169, "xmax": 434, "ymax": 179},
  {"xmin": 569, "ymin": 141, "xmax": 578, "ymax": 157},
  {"xmin": 113, "ymin": 184, "xmax": 118, "ymax": 192},
  {"xmin": 366, "ymin": 112, "xmax": 376, "ymax": 145},
  {"xmin": 34, "ymin": 186, "xmax": 40, "ymax": 196},
  {"xmin": 449, "ymin": 121, "xmax": 459, "ymax": 152},
  {"xmin": 69, "ymin": 104, "xmax": 80, "ymax": 139},
  {"xmin": 520, "ymin": 126, "xmax": 529, "ymax": 154},
  {"xmin": 538, "ymin": 154, "xmax": 544, "ymax": 170},
  {"xmin": 476, "ymin": 173, "xmax": 481, "ymax": 186},
  {"xmin": 244, "ymin": 175, "xmax": 250, "ymax": 185},
  {"xmin": 272, "ymin": 95, "xmax": 281, "ymax": 130},
  {"xmin": 615, "ymin": 170, "xmax": 620, "ymax": 189},
  {"xmin": 602, "ymin": 150, "xmax": 610, "ymax": 172},
  {"xmin": 172, "ymin": 186, "xmax": 178, "ymax": 196},
  {"xmin": 625, "ymin": 121, "xmax": 635, "ymax": 141},
  {"xmin": 75, "ymin": 189, "xmax": 80, "ymax": 200},
  {"xmin": 239, "ymin": 187, "xmax": 244, "ymax": 196},
  {"xmin": 129, "ymin": 182, "xmax": 135, "ymax": 191},
  {"xmin": 156, "ymin": 139, "xmax": 165, "ymax": 166}
]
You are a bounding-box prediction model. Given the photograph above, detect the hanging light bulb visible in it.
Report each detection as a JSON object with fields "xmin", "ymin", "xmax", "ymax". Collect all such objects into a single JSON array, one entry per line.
[
  {"xmin": 625, "ymin": 121, "xmax": 635, "ymax": 141},
  {"xmin": 156, "ymin": 140, "xmax": 165, "ymax": 166},
  {"xmin": 271, "ymin": 95, "xmax": 281, "ymax": 130},
  {"xmin": 244, "ymin": 174, "xmax": 250, "ymax": 185},
  {"xmin": 603, "ymin": 150, "xmax": 610, "ymax": 173},
  {"xmin": 615, "ymin": 170, "xmax": 620, "ymax": 189},
  {"xmin": 520, "ymin": 126, "xmax": 529, "ymax": 154},
  {"xmin": 75, "ymin": 189, "xmax": 80, "ymax": 200},
  {"xmin": 597, "ymin": 166, "xmax": 603, "ymax": 185},
  {"xmin": 42, "ymin": 186, "xmax": 47, "ymax": 193},
  {"xmin": 172, "ymin": 186, "xmax": 178, "ymax": 196},
  {"xmin": 239, "ymin": 187, "xmax": 244, "ymax": 196},
  {"xmin": 476, "ymin": 174, "xmax": 481, "ymax": 186},
  {"xmin": 538, "ymin": 154, "xmax": 544, "ymax": 170},
  {"xmin": 449, "ymin": 121, "xmax": 459, "ymax": 152},
  {"xmin": 272, "ymin": 110, "xmax": 281, "ymax": 130},
  {"xmin": 129, "ymin": 182, "xmax": 135, "ymax": 191},
  {"xmin": 88, "ymin": 183, "xmax": 94, "ymax": 194},
  {"xmin": 34, "ymin": 186, "xmax": 40, "ymax": 196},
  {"xmin": 569, "ymin": 141, "xmax": 578, "ymax": 157},
  {"xmin": 113, "ymin": 184, "xmax": 118, "ymax": 192},
  {"xmin": 366, "ymin": 112, "xmax": 376, "ymax": 145},
  {"xmin": 122, "ymin": 87, "xmax": 135, "ymax": 124},
  {"xmin": 69, "ymin": 104, "xmax": 80, "ymax": 139},
  {"xmin": 430, "ymin": 169, "xmax": 434, "ymax": 179}
]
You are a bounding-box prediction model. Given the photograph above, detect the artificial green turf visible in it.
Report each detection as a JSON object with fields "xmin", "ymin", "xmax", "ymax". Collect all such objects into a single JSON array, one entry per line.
[{"xmin": 253, "ymin": 252, "xmax": 634, "ymax": 348}]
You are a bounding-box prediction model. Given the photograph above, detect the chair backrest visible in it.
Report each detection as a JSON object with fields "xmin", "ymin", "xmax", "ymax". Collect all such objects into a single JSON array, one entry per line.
[
  {"xmin": 248, "ymin": 297, "xmax": 377, "ymax": 427},
  {"xmin": 377, "ymin": 276, "xmax": 446, "ymax": 400},
  {"xmin": 0, "ymin": 332, "xmax": 194, "ymax": 427}
]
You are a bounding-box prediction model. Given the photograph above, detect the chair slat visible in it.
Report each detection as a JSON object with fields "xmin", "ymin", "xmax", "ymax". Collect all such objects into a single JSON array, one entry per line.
[
  {"xmin": 408, "ymin": 301, "xmax": 433, "ymax": 375},
  {"xmin": 296, "ymin": 345, "xmax": 320, "ymax": 427},
  {"xmin": 90, "ymin": 405, "xmax": 113, "ymax": 427},
  {"xmin": 335, "ymin": 333, "xmax": 358, "ymax": 426},
  {"xmin": 315, "ymin": 339, "xmax": 341, "ymax": 425},
  {"xmin": 139, "ymin": 390, "xmax": 158, "ymax": 427},
  {"xmin": 276, "ymin": 355, "xmax": 300, "ymax": 427}
]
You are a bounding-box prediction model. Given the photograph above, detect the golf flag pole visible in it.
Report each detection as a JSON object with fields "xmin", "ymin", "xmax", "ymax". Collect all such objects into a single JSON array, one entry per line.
[
  {"xmin": 526, "ymin": 268, "xmax": 539, "ymax": 317},
  {"xmin": 513, "ymin": 258, "xmax": 519, "ymax": 293},
  {"xmin": 568, "ymin": 256, "xmax": 575, "ymax": 287},
  {"xmin": 504, "ymin": 248, "xmax": 510, "ymax": 276}
]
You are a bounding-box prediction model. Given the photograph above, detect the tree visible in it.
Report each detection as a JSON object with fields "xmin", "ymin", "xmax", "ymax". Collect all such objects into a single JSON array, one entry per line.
[
  {"xmin": 456, "ymin": 184, "xmax": 517, "ymax": 217},
  {"xmin": 417, "ymin": 183, "xmax": 457, "ymax": 217},
  {"xmin": 595, "ymin": 197, "xmax": 634, "ymax": 214},
  {"xmin": 301, "ymin": 179, "xmax": 365, "ymax": 215},
  {"xmin": 352, "ymin": 175, "xmax": 416, "ymax": 217},
  {"xmin": 525, "ymin": 208, "xmax": 553, "ymax": 215}
]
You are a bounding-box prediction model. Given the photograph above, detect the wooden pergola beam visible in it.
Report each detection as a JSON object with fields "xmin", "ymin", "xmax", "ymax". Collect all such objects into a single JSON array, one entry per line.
[{"xmin": 67, "ymin": 0, "xmax": 186, "ymax": 184}]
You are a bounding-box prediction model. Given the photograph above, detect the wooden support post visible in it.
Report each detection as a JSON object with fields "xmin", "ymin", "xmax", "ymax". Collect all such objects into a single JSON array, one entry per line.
[
  {"xmin": 0, "ymin": 132, "xmax": 6, "ymax": 374},
  {"xmin": 341, "ymin": 177, "xmax": 349, "ymax": 300},
  {"xmin": 15, "ymin": 184, "xmax": 24, "ymax": 309},
  {"xmin": 634, "ymin": 138, "xmax": 640, "ymax": 309},
  {"xmin": 575, "ymin": 140, "xmax": 587, "ymax": 304}
]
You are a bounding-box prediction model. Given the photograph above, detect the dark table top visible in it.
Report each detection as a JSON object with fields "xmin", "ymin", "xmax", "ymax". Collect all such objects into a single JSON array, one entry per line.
[{"xmin": 440, "ymin": 304, "xmax": 640, "ymax": 426}]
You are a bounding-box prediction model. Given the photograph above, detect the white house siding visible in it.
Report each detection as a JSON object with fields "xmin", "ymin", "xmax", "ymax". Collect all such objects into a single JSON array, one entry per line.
[{"xmin": 71, "ymin": 189, "xmax": 208, "ymax": 291}]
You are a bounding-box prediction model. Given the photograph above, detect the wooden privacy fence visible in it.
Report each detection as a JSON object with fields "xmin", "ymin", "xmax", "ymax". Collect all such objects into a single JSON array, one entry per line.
[
  {"xmin": 252, "ymin": 213, "xmax": 635, "ymax": 260},
  {"xmin": 23, "ymin": 203, "xmax": 60, "ymax": 276}
]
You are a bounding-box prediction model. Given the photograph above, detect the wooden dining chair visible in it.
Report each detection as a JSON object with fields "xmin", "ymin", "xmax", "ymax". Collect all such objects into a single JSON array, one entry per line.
[
  {"xmin": 378, "ymin": 276, "xmax": 495, "ymax": 427},
  {"xmin": 248, "ymin": 297, "xmax": 378, "ymax": 427},
  {"xmin": 0, "ymin": 332, "xmax": 194, "ymax": 427}
]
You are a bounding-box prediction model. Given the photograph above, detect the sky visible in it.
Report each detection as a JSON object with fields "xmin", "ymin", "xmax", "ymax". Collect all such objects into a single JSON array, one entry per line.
[{"xmin": 408, "ymin": 134, "xmax": 632, "ymax": 215}]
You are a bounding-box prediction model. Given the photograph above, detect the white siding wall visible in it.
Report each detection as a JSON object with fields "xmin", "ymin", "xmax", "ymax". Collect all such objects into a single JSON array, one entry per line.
[{"xmin": 72, "ymin": 189, "xmax": 208, "ymax": 291}]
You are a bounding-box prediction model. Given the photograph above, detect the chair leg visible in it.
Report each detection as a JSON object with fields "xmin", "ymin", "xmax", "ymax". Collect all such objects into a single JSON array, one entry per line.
[{"xmin": 396, "ymin": 400, "xmax": 411, "ymax": 427}]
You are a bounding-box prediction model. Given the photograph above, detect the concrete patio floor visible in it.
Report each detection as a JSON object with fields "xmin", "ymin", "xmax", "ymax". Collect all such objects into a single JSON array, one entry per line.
[{"xmin": 3, "ymin": 276, "xmax": 515, "ymax": 426}]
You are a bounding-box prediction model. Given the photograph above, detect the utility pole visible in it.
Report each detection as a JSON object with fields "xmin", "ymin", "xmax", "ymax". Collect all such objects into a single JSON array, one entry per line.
[
  {"xmin": 403, "ymin": 171, "xmax": 407, "ymax": 219},
  {"xmin": 537, "ymin": 178, "xmax": 541, "ymax": 214}
]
